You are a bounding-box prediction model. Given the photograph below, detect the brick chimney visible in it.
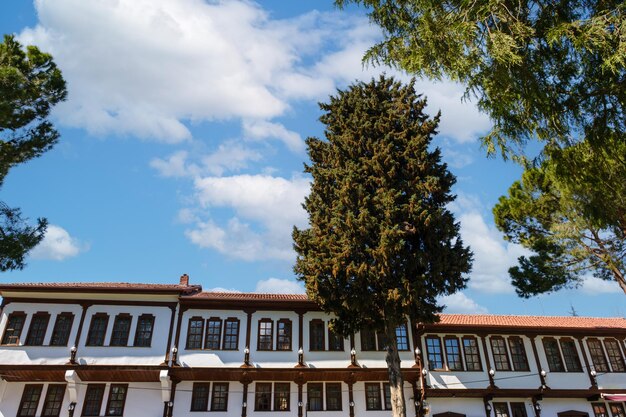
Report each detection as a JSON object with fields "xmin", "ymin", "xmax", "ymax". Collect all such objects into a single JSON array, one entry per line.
[{"xmin": 179, "ymin": 274, "xmax": 189, "ymax": 286}]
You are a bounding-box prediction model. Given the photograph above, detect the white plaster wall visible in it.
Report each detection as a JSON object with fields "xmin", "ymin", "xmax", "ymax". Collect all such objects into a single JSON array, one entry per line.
[
  {"xmin": 534, "ymin": 336, "xmax": 591, "ymax": 390},
  {"xmin": 578, "ymin": 336, "xmax": 626, "ymax": 390},
  {"xmin": 0, "ymin": 302, "xmax": 83, "ymax": 365},
  {"xmin": 248, "ymin": 311, "xmax": 300, "ymax": 367},
  {"xmin": 78, "ymin": 304, "xmax": 172, "ymax": 365},
  {"xmin": 303, "ymin": 311, "xmax": 351, "ymax": 369}
]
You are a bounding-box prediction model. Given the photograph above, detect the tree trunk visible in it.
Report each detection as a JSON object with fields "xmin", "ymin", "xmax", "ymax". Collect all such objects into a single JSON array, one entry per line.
[{"xmin": 385, "ymin": 321, "xmax": 407, "ymax": 417}]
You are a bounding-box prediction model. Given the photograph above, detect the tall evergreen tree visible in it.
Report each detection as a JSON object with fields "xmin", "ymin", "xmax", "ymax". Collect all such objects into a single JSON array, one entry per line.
[
  {"xmin": 293, "ymin": 76, "xmax": 472, "ymax": 417},
  {"xmin": 0, "ymin": 35, "xmax": 67, "ymax": 271}
]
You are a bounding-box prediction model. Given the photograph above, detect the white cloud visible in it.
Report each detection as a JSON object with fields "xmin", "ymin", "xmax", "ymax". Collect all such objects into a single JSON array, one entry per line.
[
  {"xmin": 580, "ymin": 276, "xmax": 622, "ymax": 295},
  {"xmin": 29, "ymin": 225, "xmax": 86, "ymax": 261},
  {"xmin": 255, "ymin": 278, "xmax": 305, "ymax": 294},
  {"xmin": 439, "ymin": 292, "xmax": 488, "ymax": 314},
  {"xmin": 242, "ymin": 120, "xmax": 304, "ymax": 153},
  {"xmin": 185, "ymin": 174, "xmax": 310, "ymax": 261}
]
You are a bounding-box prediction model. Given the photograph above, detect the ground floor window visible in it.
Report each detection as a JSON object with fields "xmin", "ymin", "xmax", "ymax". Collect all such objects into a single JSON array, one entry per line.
[
  {"xmin": 307, "ymin": 382, "xmax": 342, "ymax": 411},
  {"xmin": 191, "ymin": 382, "xmax": 229, "ymax": 412},
  {"xmin": 365, "ymin": 382, "xmax": 392, "ymax": 411}
]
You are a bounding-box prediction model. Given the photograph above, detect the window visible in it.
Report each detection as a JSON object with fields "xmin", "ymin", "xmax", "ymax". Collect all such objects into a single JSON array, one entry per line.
[
  {"xmin": 86, "ymin": 314, "xmax": 109, "ymax": 346},
  {"xmin": 276, "ymin": 319, "xmax": 292, "ymax": 351},
  {"xmin": 186, "ymin": 317, "xmax": 204, "ymax": 350},
  {"xmin": 1, "ymin": 311, "xmax": 26, "ymax": 345},
  {"xmin": 42, "ymin": 384, "xmax": 65, "ymax": 417},
  {"xmin": 365, "ymin": 383, "xmax": 382, "ymax": 410},
  {"xmin": 82, "ymin": 384, "xmax": 105, "ymax": 416},
  {"xmin": 258, "ymin": 319, "xmax": 273, "ymax": 350},
  {"xmin": 510, "ymin": 403, "xmax": 528, "ymax": 417},
  {"xmin": 25, "ymin": 312, "xmax": 50, "ymax": 346},
  {"xmin": 17, "ymin": 385, "xmax": 43, "ymax": 417},
  {"xmin": 425, "ymin": 336, "xmax": 444, "ymax": 370},
  {"xmin": 110, "ymin": 314, "xmax": 131, "ymax": 346},
  {"xmin": 490, "ymin": 337, "xmax": 511, "ymax": 371},
  {"xmin": 604, "ymin": 339, "xmax": 626, "ymax": 372},
  {"xmin": 361, "ymin": 327, "xmax": 377, "ymax": 351},
  {"xmin": 508, "ymin": 337, "xmax": 529, "ymax": 371},
  {"xmin": 211, "ymin": 383, "xmax": 229, "ymax": 412},
  {"xmin": 560, "ymin": 339, "xmax": 583, "ymax": 372},
  {"xmin": 609, "ymin": 403, "xmax": 626, "ymax": 417},
  {"xmin": 543, "ymin": 338, "xmax": 565, "ymax": 372},
  {"xmin": 105, "ymin": 384, "xmax": 128, "ymax": 416},
  {"xmin": 191, "ymin": 383, "xmax": 210, "ymax": 411},
  {"xmin": 462, "ymin": 337, "xmax": 482, "ymax": 371},
  {"xmin": 444, "ymin": 337, "xmax": 463, "ymax": 371},
  {"xmin": 205, "ymin": 318, "xmax": 222, "ymax": 350},
  {"xmin": 493, "ymin": 402, "xmax": 510, "ymax": 417},
  {"xmin": 587, "ymin": 339, "xmax": 610, "ymax": 372},
  {"xmin": 326, "ymin": 383, "xmax": 342, "ymax": 411},
  {"xmin": 307, "ymin": 383, "xmax": 323, "ymax": 411},
  {"xmin": 395, "ymin": 324, "xmax": 409, "ymax": 351},
  {"xmin": 376, "ymin": 331, "xmax": 388, "ymax": 351},
  {"xmin": 255, "ymin": 383, "xmax": 272, "ymax": 411},
  {"xmin": 50, "ymin": 313, "xmax": 74, "ymax": 346},
  {"xmin": 310, "ymin": 320, "xmax": 325, "ymax": 351},
  {"xmin": 593, "ymin": 403, "xmax": 609, "ymax": 417},
  {"xmin": 133, "ymin": 314, "xmax": 154, "ymax": 347},
  {"xmin": 328, "ymin": 326, "xmax": 344, "ymax": 351},
  {"xmin": 383, "ymin": 383, "xmax": 392, "ymax": 410},
  {"xmin": 222, "ymin": 318, "xmax": 239, "ymax": 350},
  {"xmin": 273, "ymin": 383, "xmax": 290, "ymax": 411}
]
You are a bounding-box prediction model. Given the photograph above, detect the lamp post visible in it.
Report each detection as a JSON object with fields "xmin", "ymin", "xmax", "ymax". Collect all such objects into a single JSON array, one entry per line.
[
  {"xmin": 69, "ymin": 346, "xmax": 77, "ymax": 364},
  {"xmin": 488, "ymin": 368, "xmax": 496, "ymax": 388},
  {"xmin": 171, "ymin": 346, "xmax": 178, "ymax": 365},
  {"xmin": 244, "ymin": 347, "xmax": 251, "ymax": 367},
  {"xmin": 297, "ymin": 347, "xmax": 305, "ymax": 367},
  {"xmin": 68, "ymin": 402, "xmax": 76, "ymax": 417},
  {"xmin": 349, "ymin": 348, "xmax": 357, "ymax": 367},
  {"xmin": 539, "ymin": 369, "xmax": 547, "ymax": 390}
]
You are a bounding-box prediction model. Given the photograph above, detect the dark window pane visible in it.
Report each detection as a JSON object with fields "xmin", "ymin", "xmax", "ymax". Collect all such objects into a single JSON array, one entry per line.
[
  {"xmin": 604, "ymin": 339, "xmax": 626, "ymax": 372},
  {"xmin": 361, "ymin": 327, "xmax": 377, "ymax": 351},
  {"xmin": 365, "ymin": 383, "xmax": 381, "ymax": 410},
  {"xmin": 328, "ymin": 326, "xmax": 344, "ymax": 351},
  {"xmin": 186, "ymin": 318, "xmax": 204, "ymax": 349},
  {"xmin": 560, "ymin": 339, "xmax": 583, "ymax": 372},
  {"xmin": 593, "ymin": 403, "xmax": 609, "ymax": 417},
  {"xmin": 274, "ymin": 383, "xmax": 290, "ymax": 411},
  {"xmin": 42, "ymin": 384, "xmax": 65, "ymax": 417},
  {"xmin": 258, "ymin": 320, "xmax": 273, "ymax": 350},
  {"xmin": 18, "ymin": 385, "xmax": 43, "ymax": 417},
  {"xmin": 510, "ymin": 402, "xmax": 528, "ymax": 417},
  {"xmin": 326, "ymin": 383, "xmax": 342, "ymax": 411},
  {"xmin": 191, "ymin": 383, "xmax": 210, "ymax": 411},
  {"xmin": 133, "ymin": 315, "xmax": 154, "ymax": 347},
  {"xmin": 86, "ymin": 315, "xmax": 108, "ymax": 346},
  {"xmin": 307, "ymin": 383, "xmax": 323, "ymax": 411},
  {"xmin": 463, "ymin": 337, "xmax": 482, "ymax": 371},
  {"xmin": 588, "ymin": 339, "xmax": 610, "ymax": 373},
  {"xmin": 508, "ymin": 338, "xmax": 529, "ymax": 371},
  {"xmin": 426, "ymin": 337, "xmax": 443, "ymax": 370},
  {"xmin": 2, "ymin": 313, "xmax": 26, "ymax": 345},
  {"xmin": 383, "ymin": 383, "xmax": 392, "ymax": 410},
  {"xmin": 609, "ymin": 403, "xmax": 626, "ymax": 417},
  {"xmin": 105, "ymin": 384, "xmax": 127, "ymax": 416},
  {"xmin": 277, "ymin": 320, "xmax": 292, "ymax": 351},
  {"xmin": 310, "ymin": 320, "xmax": 325, "ymax": 351},
  {"xmin": 25, "ymin": 313, "xmax": 50, "ymax": 346},
  {"xmin": 211, "ymin": 383, "xmax": 229, "ymax": 411},
  {"xmin": 491, "ymin": 338, "xmax": 511, "ymax": 371},
  {"xmin": 82, "ymin": 385, "xmax": 105, "ymax": 416},
  {"xmin": 205, "ymin": 319, "xmax": 222, "ymax": 350},
  {"xmin": 445, "ymin": 338, "xmax": 463, "ymax": 371},
  {"xmin": 222, "ymin": 319, "xmax": 239, "ymax": 350},
  {"xmin": 376, "ymin": 331, "xmax": 388, "ymax": 351},
  {"xmin": 543, "ymin": 338, "xmax": 565, "ymax": 372},
  {"xmin": 110, "ymin": 315, "xmax": 131, "ymax": 346},
  {"xmin": 50, "ymin": 314, "xmax": 74, "ymax": 346},
  {"xmin": 494, "ymin": 402, "xmax": 510, "ymax": 417},
  {"xmin": 255, "ymin": 383, "xmax": 272, "ymax": 411},
  {"xmin": 395, "ymin": 325, "xmax": 409, "ymax": 351}
]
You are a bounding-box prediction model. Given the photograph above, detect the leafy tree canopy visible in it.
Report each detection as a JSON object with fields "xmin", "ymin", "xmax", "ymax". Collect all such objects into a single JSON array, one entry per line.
[
  {"xmin": 337, "ymin": 0, "xmax": 625, "ymax": 160},
  {"xmin": 494, "ymin": 137, "xmax": 626, "ymax": 296},
  {"xmin": 0, "ymin": 34, "xmax": 67, "ymax": 271},
  {"xmin": 293, "ymin": 76, "xmax": 472, "ymax": 417}
]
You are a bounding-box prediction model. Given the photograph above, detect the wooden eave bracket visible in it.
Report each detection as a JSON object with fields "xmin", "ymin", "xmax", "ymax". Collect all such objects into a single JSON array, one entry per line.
[
  {"xmin": 160, "ymin": 370, "xmax": 172, "ymax": 403},
  {"xmin": 64, "ymin": 370, "xmax": 81, "ymax": 403}
]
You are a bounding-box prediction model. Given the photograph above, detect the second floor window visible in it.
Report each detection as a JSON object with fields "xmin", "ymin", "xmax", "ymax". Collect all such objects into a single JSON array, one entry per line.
[
  {"xmin": 86, "ymin": 314, "xmax": 109, "ymax": 346},
  {"xmin": 328, "ymin": 327, "xmax": 344, "ymax": 351},
  {"xmin": 133, "ymin": 314, "xmax": 154, "ymax": 347},
  {"xmin": 310, "ymin": 320, "xmax": 325, "ymax": 351},
  {"xmin": 490, "ymin": 337, "xmax": 512, "ymax": 371},
  {"xmin": 1, "ymin": 312, "xmax": 26, "ymax": 345},
  {"xmin": 110, "ymin": 315, "xmax": 132, "ymax": 346},
  {"xmin": 543, "ymin": 338, "xmax": 565, "ymax": 372},
  {"xmin": 50, "ymin": 313, "xmax": 74, "ymax": 346},
  {"xmin": 587, "ymin": 339, "xmax": 610, "ymax": 373},
  {"xmin": 276, "ymin": 319, "xmax": 292, "ymax": 351},
  {"xmin": 560, "ymin": 339, "xmax": 583, "ymax": 372},
  {"xmin": 222, "ymin": 318, "xmax": 239, "ymax": 350},
  {"xmin": 186, "ymin": 317, "xmax": 204, "ymax": 349},
  {"xmin": 444, "ymin": 337, "xmax": 463, "ymax": 371},
  {"xmin": 25, "ymin": 312, "xmax": 50, "ymax": 346},
  {"xmin": 425, "ymin": 336, "xmax": 444, "ymax": 370},
  {"xmin": 604, "ymin": 338, "xmax": 626, "ymax": 372},
  {"xmin": 508, "ymin": 337, "xmax": 530, "ymax": 371},
  {"xmin": 205, "ymin": 318, "xmax": 222, "ymax": 350},
  {"xmin": 17, "ymin": 384, "xmax": 42, "ymax": 417},
  {"xmin": 463, "ymin": 337, "xmax": 482, "ymax": 371},
  {"xmin": 258, "ymin": 319, "xmax": 273, "ymax": 350}
]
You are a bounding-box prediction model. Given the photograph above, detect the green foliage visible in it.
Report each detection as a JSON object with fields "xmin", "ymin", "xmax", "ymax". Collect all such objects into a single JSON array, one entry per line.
[
  {"xmin": 337, "ymin": 0, "xmax": 625, "ymax": 159},
  {"xmin": 0, "ymin": 34, "xmax": 67, "ymax": 271},
  {"xmin": 293, "ymin": 76, "xmax": 472, "ymax": 334},
  {"xmin": 494, "ymin": 138, "xmax": 626, "ymax": 296}
]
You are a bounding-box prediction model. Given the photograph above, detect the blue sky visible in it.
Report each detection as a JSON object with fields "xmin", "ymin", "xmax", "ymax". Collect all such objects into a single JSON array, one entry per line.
[{"xmin": 2, "ymin": 0, "xmax": 624, "ymax": 317}]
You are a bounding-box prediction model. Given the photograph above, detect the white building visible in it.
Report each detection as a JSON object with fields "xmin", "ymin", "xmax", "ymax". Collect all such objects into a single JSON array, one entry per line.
[{"xmin": 0, "ymin": 275, "xmax": 624, "ymax": 417}]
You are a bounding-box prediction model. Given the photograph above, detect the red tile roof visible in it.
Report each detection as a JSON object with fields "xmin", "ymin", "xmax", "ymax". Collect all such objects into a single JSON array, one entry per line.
[
  {"xmin": 185, "ymin": 292, "xmax": 309, "ymax": 301},
  {"xmin": 0, "ymin": 282, "xmax": 201, "ymax": 294},
  {"xmin": 433, "ymin": 314, "xmax": 626, "ymax": 330}
]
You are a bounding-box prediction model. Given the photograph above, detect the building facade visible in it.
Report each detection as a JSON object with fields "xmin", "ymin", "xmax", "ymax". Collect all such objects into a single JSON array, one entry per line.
[{"xmin": 0, "ymin": 276, "xmax": 624, "ymax": 417}]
